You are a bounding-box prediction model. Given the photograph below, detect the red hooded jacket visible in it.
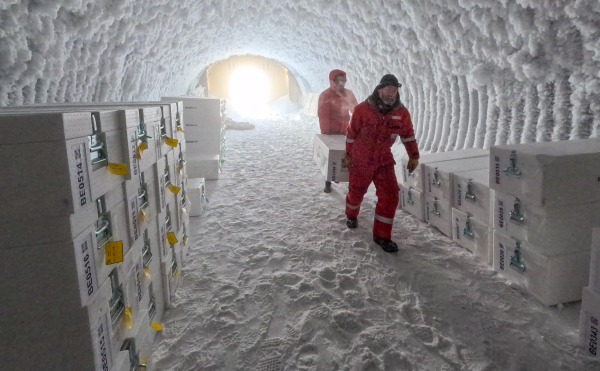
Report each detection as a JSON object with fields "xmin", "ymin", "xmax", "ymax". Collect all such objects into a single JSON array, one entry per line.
[
  {"xmin": 317, "ymin": 70, "xmax": 358, "ymax": 135},
  {"xmin": 346, "ymin": 94, "xmax": 419, "ymax": 169}
]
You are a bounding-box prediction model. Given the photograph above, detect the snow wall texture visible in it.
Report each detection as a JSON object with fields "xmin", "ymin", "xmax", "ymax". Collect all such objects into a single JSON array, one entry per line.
[{"xmin": 1, "ymin": 0, "xmax": 600, "ymax": 151}]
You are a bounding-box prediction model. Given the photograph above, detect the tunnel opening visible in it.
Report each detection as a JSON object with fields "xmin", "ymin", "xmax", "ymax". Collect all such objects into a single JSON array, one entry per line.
[{"xmin": 193, "ymin": 55, "xmax": 303, "ymax": 117}]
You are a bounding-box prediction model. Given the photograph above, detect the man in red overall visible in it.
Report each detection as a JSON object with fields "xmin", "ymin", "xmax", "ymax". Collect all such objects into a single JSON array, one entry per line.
[
  {"xmin": 318, "ymin": 69, "xmax": 358, "ymax": 193},
  {"xmin": 343, "ymin": 74, "xmax": 419, "ymax": 253}
]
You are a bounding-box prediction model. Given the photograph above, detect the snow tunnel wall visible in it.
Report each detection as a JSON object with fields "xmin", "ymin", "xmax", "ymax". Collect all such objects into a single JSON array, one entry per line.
[{"xmin": 1, "ymin": 1, "xmax": 600, "ymax": 151}]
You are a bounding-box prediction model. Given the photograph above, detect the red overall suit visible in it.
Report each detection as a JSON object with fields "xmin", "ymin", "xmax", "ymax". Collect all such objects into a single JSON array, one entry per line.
[
  {"xmin": 317, "ymin": 70, "xmax": 358, "ymax": 134},
  {"xmin": 345, "ymin": 98, "xmax": 419, "ymax": 240}
]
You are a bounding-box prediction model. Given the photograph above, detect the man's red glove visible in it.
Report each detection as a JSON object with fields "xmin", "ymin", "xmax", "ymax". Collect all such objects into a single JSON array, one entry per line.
[{"xmin": 407, "ymin": 157, "xmax": 419, "ymax": 173}]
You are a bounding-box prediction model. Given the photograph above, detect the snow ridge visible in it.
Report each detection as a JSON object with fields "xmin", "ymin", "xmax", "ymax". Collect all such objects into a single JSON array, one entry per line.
[{"xmin": 1, "ymin": 1, "xmax": 600, "ymax": 147}]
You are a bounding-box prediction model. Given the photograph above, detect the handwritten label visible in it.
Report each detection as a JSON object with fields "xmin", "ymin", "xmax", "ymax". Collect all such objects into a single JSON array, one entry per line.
[
  {"xmin": 107, "ymin": 163, "xmax": 129, "ymax": 175},
  {"xmin": 167, "ymin": 232, "xmax": 178, "ymax": 245},
  {"xmin": 165, "ymin": 137, "xmax": 179, "ymax": 147},
  {"xmin": 105, "ymin": 241, "xmax": 124, "ymax": 265}
]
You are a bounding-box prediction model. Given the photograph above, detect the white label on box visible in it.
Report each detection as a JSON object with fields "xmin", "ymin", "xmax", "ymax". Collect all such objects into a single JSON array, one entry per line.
[
  {"xmin": 496, "ymin": 197, "xmax": 507, "ymax": 231},
  {"xmin": 584, "ymin": 312, "xmax": 599, "ymax": 357},
  {"xmin": 498, "ymin": 242, "xmax": 506, "ymax": 271},
  {"xmin": 92, "ymin": 313, "xmax": 113, "ymax": 371},
  {"xmin": 155, "ymin": 126, "xmax": 162, "ymax": 160},
  {"xmin": 71, "ymin": 143, "xmax": 92, "ymax": 211},
  {"xmin": 134, "ymin": 257, "xmax": 143, "ymax": 303},
  {"xmin": 159, "ymin": 175, "xmax": 166, "ymax": 211},
  {"xmin": 127, "ymin": 194, "xmax": 140, "ymax": 244},
  {"xmin": 160, "ymin": 224, "xmax": 167, "ymax": 258},
  {"xmin": 493, "ymin": 155, "xmax": 502, "ymax": 186},
  {"xmin": 74, "ymin": 230, "xmax": 98, "ymax": 306},
  {"xmin": 128, "ymin": 129, "xmax": 139, "ymax": 177}
]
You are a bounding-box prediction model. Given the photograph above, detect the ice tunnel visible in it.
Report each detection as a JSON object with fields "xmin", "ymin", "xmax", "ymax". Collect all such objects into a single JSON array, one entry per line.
[{"xmin": 1, "ymin": 0, "xmax": 599, "ymax": 151}]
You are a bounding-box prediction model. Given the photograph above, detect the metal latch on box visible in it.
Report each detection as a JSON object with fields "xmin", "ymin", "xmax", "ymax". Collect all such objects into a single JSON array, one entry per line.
[
  {"xmin": 137, "ymin": 121, "xmax": 154, "ymax": 143},
  {"xmin": 165, "ymin": 206, "xmax": 172, "ymax": 233},
  {"xmin": 89, "ymin": 114, "xmax": 108, "ymax": 165},
  {"xmin": 178, "ymin": 151, "xmax": 186, "ymax": 170},
  {"xmin": 164, "ymin": 163, "xmax": 171, "ymax": 187},
  {"xmin": 510, "ymin": 241, "xmax": 526, "ymax": 274},
  {"xmin": 510, "ymin": 198, "xmax": 525, "ymax": 224},
  {"xmin": 148, "ymin": 283, "xmax": 156, "ymax": 321},
  {"xmin": 175, "ymin": 111, "xmax": 183, "ymax": 130},
  {"xmin": 142, "ymin": 230, "xmax": 153, "ymax": 268},
  {"xmin": 181, "ymin": 183, "xmax": 187, "ymax": 207},
  {"xmin": 120, "ymin": 338, "xmax": 147, "ymax": 371},
  {"xmin": 138, "ymin": 176, "xmax": 149, "ymax": 210},
  {"xmin": 432, "ymin": 198, "xmax": 441, "ymax": 217},
  {"xmin": 463, "ymin": 216, "xmax": 475, "ymax": 240},
  {"xmin": 407, "ymin": 187, "xmax": 414, "ymax": 205},
  {"xmin": 465, "ymin": 179, "xmax": 476, "ymax": 202},
  {"xmin": 159, "ymin": 118, "xmax": 167, "ymax": 139},
  {"xmin": 96, "ymin": 198, "xmax": 113, "ymax": 250},
  {"xmin": 108, "ymin": 270, "xmax": 126, "ymax": 326},
  {"xmin": 504, "ymin": 150, "xmax": 521, "ymax": 177},
  {"xmin": 170, "ymin": 252, "xmax": 178, "ymax": 278},
  {"xmin": 432, "ymin": 168, "xmax": 441, "ymax": 188}
]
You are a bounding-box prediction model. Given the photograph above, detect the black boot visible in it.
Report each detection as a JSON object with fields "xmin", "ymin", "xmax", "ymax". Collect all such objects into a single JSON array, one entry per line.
[
  {"xmin": 346, "ymin": 217, "xmax": 358, "ymax": 229},
  {"xmin": 324, "ymin": 181, "xmax": 332, "ymax": 193},
  {"xmin": 373, "ymin": 237, "xmax": 398, "ymax": 253}
]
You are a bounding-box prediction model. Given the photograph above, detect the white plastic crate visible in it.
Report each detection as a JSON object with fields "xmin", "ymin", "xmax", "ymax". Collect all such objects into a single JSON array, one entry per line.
[
  {"xmin": 399, "ymin": 184, "xmax": 424, "ymax": 221},
  {"xmin": 452, "ymin": 208, "xmax": 491, "ymax": 265},
  {"xmin": 423, "ymin": 156, "xmax": 489, "ymax": 201},
  {"xmin": 492, "ymin": 230, "xmax": 590, "ymax": 306},
  {"xmin": 424, "ymin": 194, "xmax": 452, "ymax": 237},
  {"xmin": 186, "ymin": 154, "xmax": 220, "ymax": 180},
  {"xmin": 591, "ymin": 229, "xmax": 600, "ymax": 292},
  {"xmin": 162, "ymin": 96, "xmax": 222, "ymax": 156},
  {"xmin": 397, "ymin": 148, "xmax": 489, "ymax": 190},
  {"xmin": 313, "ymin": 134, "xmax": 349, "ymax": 183},
  {"xmin": 579, "ymin": 287, "xmax": 600, "ymax": 358},
  {"xmin": 493, "ymin": 190, "xmax": 600, "ymax": 256},
  {"xmin": 490, "ymin": 138, "xmax": 600, "ymax": 208},
  {"xmin": 188, "ymin": 177, "xmax": 206, "ymax": 217},
  {"xmin": 452, "ymin": 168, "xmax": 493, "ymax": 225}
]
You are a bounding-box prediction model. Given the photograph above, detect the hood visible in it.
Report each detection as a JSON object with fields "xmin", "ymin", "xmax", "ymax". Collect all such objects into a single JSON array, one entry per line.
[{"xmin": 329, "ymin": 69, "xmax": 346, "ymax": 88}]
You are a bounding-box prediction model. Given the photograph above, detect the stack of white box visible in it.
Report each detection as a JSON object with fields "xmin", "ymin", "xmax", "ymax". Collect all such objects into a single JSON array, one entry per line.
[
  {"xmin": 0, "ymin": 101, "xmax": 191, "ymax": 370},
  {"xmin": 489, "ymin": 139, "xmax": 600, "ymax": 306},
  {"xmin": 161, "ymin": 96, "xmax": 226, "ymax": 180},
  {"xmin": 396, "ymin": 148, "xmax": 489, "ymax": 222},
  {"xmin": 580, "ymin": 228, "xmax": 600, "ymax": 358}
]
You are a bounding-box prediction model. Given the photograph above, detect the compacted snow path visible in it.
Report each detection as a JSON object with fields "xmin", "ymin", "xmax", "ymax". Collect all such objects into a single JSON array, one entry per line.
[{"xmin": 152, "ymin": 113, "xmax": 597, "ymax": 371}]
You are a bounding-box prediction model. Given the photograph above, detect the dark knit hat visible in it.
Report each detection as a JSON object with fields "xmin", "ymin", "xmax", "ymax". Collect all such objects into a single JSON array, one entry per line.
[{"xmin": 377, "ymin": 74, "xmax": 402, "ymax": 89}]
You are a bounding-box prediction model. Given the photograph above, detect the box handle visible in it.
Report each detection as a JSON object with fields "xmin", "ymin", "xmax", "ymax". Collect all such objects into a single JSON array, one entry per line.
[
  {"xmin": 463, "ymin": 216, "xmax": 475, "ymax": 240},
  {"xmin": 432, "ymin": 198, "xmax": 441, "ymax": 217},
  {"xmin": 509, "ymin": 242, "xmax": 526, "ymax": 274},
  {"xmin": 465, "ymin": 180, "xmax": 476, "ymax": 202},
  {"xmin": 432, "ymin": 168, "xmax": 441, "ymax": 188},
  {"xmin": 510, "ymin": 198, "xmax": 525, "ymax": 224},
  {"xmin": 503, "ymin": 150, "xmax": 521, "ymax": 177}
]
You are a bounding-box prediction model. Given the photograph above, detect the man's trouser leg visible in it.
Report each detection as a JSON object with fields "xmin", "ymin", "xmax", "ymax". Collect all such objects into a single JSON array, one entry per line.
[
  {"xmin": 345, "ymin": 165, "xmax": 373, "ymax": 219},
  {"xmin": 372, "ymin": 165, "xmax": 400, "ymax": 240}
]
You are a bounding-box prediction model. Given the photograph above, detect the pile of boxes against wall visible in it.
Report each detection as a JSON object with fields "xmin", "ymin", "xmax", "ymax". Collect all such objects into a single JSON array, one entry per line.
[
  {"xmin": 0, "ymin": 101, "xmax": 201, "ymax": 371},
  {"xmin": 396, "ymin": 139, "xmax": 600, "ymax": 307},
  {"xmin": 161, "ymin": 96, "xmax": 226, "ymax": 181}
]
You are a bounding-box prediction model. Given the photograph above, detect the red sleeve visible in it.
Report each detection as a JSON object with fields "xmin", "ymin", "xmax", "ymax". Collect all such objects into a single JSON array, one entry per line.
[
  {"xmin": 399, "ymin": 109, "xmax": 419, "ymax": 159},
  {"xmin": 317, "ymin": 92, "xmax": 331, "ymax": 134},
  {"xmin": 349, "ymin": 90, "xmax": 359, "ymax": 108},
  {"xmin": 346, "ymin": 104, "xmax": 363, "ymax": 154}
]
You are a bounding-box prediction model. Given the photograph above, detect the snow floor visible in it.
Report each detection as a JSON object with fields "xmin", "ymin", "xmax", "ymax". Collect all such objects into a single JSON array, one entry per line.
[{"xmin": 152, "ymin": 113, "xmax": 599, "ymax": 371}]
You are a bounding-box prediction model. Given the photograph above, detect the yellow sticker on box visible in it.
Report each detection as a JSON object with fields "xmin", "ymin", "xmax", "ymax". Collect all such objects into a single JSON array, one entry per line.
[
  {"xmin": 150, "ymin": 322, "xmax": 163, "ymax": 331},
  {"xmin": 124, "ymin": 307, "xmax": 133, "ymax": 329},
  {"xmin": 167, "ymin": 183, "xmax": 181, "ymax": 194},
  {"xmin": 105, "ymin": 241, "xmax": 124, "ymax": 265},
  {"xmin": 137, "ymin": 142, "xmax": 147, "ymax": 159},
  {"xmin": 182, "ymin": 235, "xmax": 188, "ymax": 246},
  {"xmin": 140, "ymin": 208, "xmax": 149, "ymax": 223},
  {"xmin": 165, "ymin": 137, "xmax": 178, "ymax": 147},
  {"xmin": 177, "ymin": 126, "xmax": 184, "ymax": 133},
  {"xmin": 167, "ymin": 232, "xmax": 178, "ymax": 245},
  {"xmin": 144, "ymin": 266, "xmax": 151, "ymax": 279},
  {"xmin": 108, "ymin": 163, "xmax": 129, "ymax": 175}
]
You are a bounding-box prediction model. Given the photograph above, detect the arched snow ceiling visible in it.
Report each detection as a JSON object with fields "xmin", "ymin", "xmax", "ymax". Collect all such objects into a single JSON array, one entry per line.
[{"xmin": 1, "ymin": 0, "xmax": 599, "ymax": 151}]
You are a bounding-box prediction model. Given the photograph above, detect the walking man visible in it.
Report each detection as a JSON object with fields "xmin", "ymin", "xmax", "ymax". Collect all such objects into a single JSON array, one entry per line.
[
  {"xmin": 318, "ymin": 69, "xmax": 358, "ymax": 193},
  {"xmin": 343, "ymin": 74, "xmax": 419, "ymax": 253}
]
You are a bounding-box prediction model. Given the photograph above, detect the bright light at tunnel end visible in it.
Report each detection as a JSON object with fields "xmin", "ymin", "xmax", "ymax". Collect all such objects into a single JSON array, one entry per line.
[{"xmin": 229, "ymin": 66, "xmax": 271, "ymax": 117}]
